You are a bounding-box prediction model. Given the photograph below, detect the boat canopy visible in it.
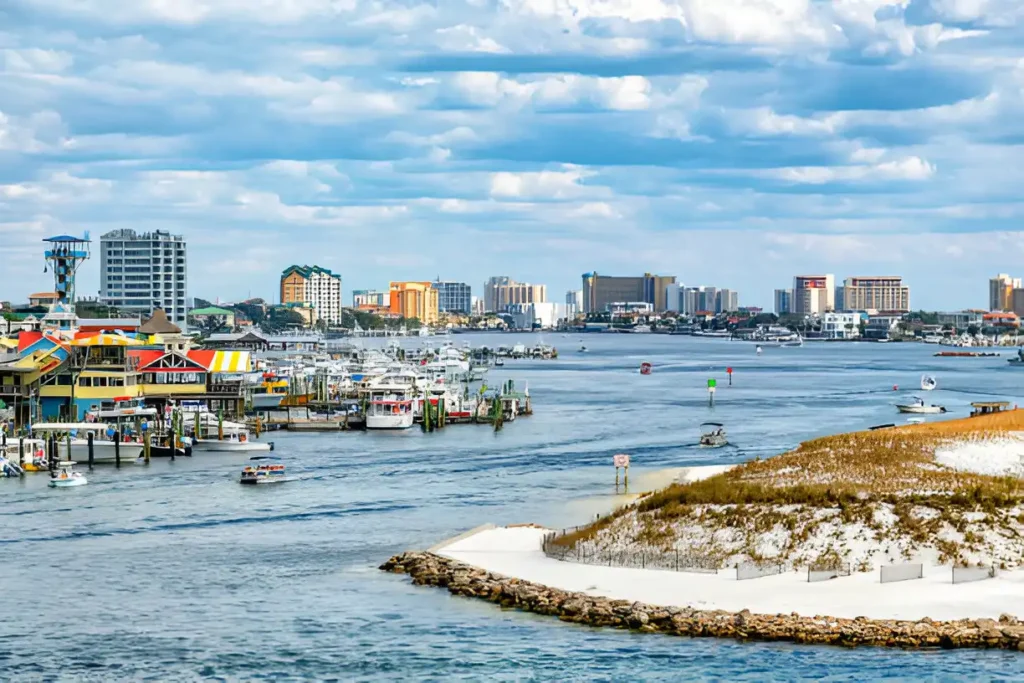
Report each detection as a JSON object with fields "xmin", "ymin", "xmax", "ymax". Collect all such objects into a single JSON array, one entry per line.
[
  {"xmin": 700, "ymin": 422, "xmax": 724, "ymax": 428},
  {"xmin": 248, "ymin": 455, "xmax": 280, "ymax": 461},
  {"xmin": 31, "ymin": 422, "xmax": 109, "ymax": 431}
]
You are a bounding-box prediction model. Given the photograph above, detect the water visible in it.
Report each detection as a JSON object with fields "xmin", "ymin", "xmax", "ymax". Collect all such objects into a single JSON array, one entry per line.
[{"xmin": 3, "ymin": 335, "xmax": 1023, "ymax": 681}]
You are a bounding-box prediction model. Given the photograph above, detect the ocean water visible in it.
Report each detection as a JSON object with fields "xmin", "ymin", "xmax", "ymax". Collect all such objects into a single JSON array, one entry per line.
[{"xmin": 3, "ymin": 334, "xmax": 1023, "ymax": 681}]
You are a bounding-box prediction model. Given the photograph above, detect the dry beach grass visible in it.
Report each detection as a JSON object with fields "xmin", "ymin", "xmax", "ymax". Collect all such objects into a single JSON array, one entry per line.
[{"xmin": 554, "ymin": 410, "xmax": 1024, "ymax": 569}]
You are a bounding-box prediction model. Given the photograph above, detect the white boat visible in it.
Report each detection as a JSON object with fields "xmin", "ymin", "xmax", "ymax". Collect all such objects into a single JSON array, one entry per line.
[
  {"xmin": 920, "ymin": 375, "xmax": 937, "ymax": 391},
  {"xmin": 31, "ymin": 423, "xmax": 144, "ymax": 464},
  {"xmin": 193, "ymin": 432, "xmax": 273, "ymax": 452},
  {"xmin": 365, "ymin": 381, "xmax": 415, "ymax": 430},
  {"xmin": 895, "ymin": 397, "xmax": 947, "ymax": 414},
  {"xmin": 49, "ymin": 461, "xmax": 87, "ymax": 488},
  {"xmin": 699, "ymin": 422, "xmax": 728, "ymax": 448},
  {"xmin": 578, "ymin": 345, "xmax": 588, "ymax": 353},
  {"xmin": 781, "ymin": 337, "xmax": 803, "ymax": 348},
  {"xmin": 240, "ymin": 456, "xmax": 288, "ymax": 484},
  {"xmin": 755, "ymin": 345, "xmax": 763, "ymax": 355}
]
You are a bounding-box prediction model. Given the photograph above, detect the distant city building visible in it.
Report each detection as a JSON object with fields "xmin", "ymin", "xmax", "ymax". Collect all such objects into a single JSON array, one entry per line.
[
  {"xmin": 507, "ymin": 302, "xmax": 566, "ymax": 330},
  {"xmin": 822, "ymin": 312, "xmax": 861, "ymax": 339},
  {"xmin": 471, "ymin": 296, "xmax": 485, "ymax": 316},
  {"xmin": 432, "ymin": 280, "xmax": 472, "ymax": 314},
  {"xmin": 834, "ymin": 286, "xmax": 846, "ymax": 312},
  {"xmin": 100, "ymin": 229, "xmax": 189, "ymax": 325},
  {"xmin": 990, "ymin": 274, "xmax": 1021, "ymax": 312},
  {"xmin": 483, "ymin": 276, "xmax": 546, "ymax": 312},
  {"xmin": 188, "ymin": 306, "xmax": 236, "ymax": 329},
  {"xmin": 774, "ymin": 288, "xmax": 793, "ymax": 315},
  {"xmin": 842, "ymin": 276, "xmax": 909, "ymax": 313},
  {"xmin": 717, "ymin": 289, "xmax": 738, "ymax": 313},
  {"xmin": 352, "ymin": 289, "xmax": 387, "ymax": 308},
  {"xmin": 793, "ymin": 275, "xmax": 834, "ymax": 315},
  {"xmin": 937, "ymin": 310, "xmax": 986, "ymax": 329},
  {"xmin": 581, "ymin": 272, "xmax": 677, "ymax": 313},
  {"xmin": 565, "ymin": 289, "xmax": 584, "ymax": 317},
  {"xmin": 664, "ymin": 283, "xmax": 681, "ymax": 313},
  {"xmin": 389, "ymin": 281, "xmax": 439, "ymax": 325},
  {"xmin": 1012, "ymin": 289, "xmax": 1024, "ymax": 318},
  {"xmin": 607, "ymin": 301, "xmax": 654, "ymax": 315},
  {"xmin": 280, "ymin": 265, "xmax": 342, "ymax": 325}
]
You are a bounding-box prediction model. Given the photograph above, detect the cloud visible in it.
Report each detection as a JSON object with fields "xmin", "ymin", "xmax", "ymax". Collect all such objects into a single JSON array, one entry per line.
[{"xmin": 1, "ymin": 0, "xmax": 1023, "ymax": 311}]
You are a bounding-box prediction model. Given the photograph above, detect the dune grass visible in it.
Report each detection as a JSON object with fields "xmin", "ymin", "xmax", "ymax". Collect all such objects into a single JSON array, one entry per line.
[{"xmin": 552, "ymin": 411, "xmax": 1024, "ymax": 566}]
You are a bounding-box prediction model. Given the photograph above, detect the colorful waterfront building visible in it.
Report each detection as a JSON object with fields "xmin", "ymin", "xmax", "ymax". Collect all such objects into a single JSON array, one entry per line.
[{"xmin": 389, "ymin": 282, "xmax": 439, "ymax": 325}]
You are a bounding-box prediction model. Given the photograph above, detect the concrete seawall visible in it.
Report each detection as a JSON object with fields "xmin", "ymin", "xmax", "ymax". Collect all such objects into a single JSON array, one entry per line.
[{"xmin": 380, "ymin": 551, "xmax": 1024, "ymax": 652}]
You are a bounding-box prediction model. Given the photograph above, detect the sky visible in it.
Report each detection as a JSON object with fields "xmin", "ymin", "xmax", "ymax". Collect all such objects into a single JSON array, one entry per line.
[{"xmin": 1, "ymin": 1, "xmax": 1024, "ymax": 311}]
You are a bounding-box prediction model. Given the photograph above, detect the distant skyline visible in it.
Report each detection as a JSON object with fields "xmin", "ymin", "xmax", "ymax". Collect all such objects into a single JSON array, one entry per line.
[{"xmin": 3, "ymin": 2, "xmax": 1023, "ymax": 311}]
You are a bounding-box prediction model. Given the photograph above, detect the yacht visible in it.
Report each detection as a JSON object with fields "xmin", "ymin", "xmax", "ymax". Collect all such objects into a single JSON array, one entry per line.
[{"xmin": 364, "ymin": 378, "xmax": 416, "ymax": 429}]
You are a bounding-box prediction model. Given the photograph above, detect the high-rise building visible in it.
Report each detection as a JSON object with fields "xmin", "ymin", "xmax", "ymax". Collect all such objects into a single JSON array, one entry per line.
[
  {"xmin": 664, "ymin": 283, "xmax": 681, "ymax": 313},
  {"xmin": 471, "ymin": 296, "xmax": 484, "ymax": 316},
  {"xmin": 700, "ymin": 287, "xmax": 718, "ymax": 313},
  {"xmin": 352, "ymin": 289, "xmax": 387, "ymax": 308},
  {"xmin": 565, "ymin": 289, "xmax": 583, "ymax": 318},
  {"xmin": 483, "ymin": 276, "xmax": 546, "ymax": 312},
  {"xmin": 389, "ymin": 281, "xmax": 439, "ymax": 325},
  {"xmin": 842, "ymin": 276, "xmax": 909, "ymax": 313},
  {"xmin": 717, "ymin": 289, "xmax": 738, "ymax": 313},
  {"xmin": 834, "ymin": 286, "xmax": 846, "ymax": 312},
  {"xmin": 793, "ymin": 275, "xmax": 835, "ymax": 315},
  {"xmin": 432, "ymin": 280, "xmax": 472, "ymax": 314},
  {"xmin": 581, "ymin": 272, "xmax": 676, "ymax": 313},
  {"xmin": 774, "ymin": 289, "xmax": 792, "ymax": 315},
  {"xmin": 990, "ymin": 274, "xmax": 1020, "ymax": 312},
  {"xmin": 280, "ymin": 265, "xmax": 342, "ymax": 325},
  {"xmin": 100, "ymin": 229, "xmax": 188, "ymax": 325}
]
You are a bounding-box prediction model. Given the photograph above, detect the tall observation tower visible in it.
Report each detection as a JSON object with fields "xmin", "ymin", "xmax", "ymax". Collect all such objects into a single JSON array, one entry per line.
[{"xmin": 42, "ymin": 234, "xmax": 91, "ymax": 328}]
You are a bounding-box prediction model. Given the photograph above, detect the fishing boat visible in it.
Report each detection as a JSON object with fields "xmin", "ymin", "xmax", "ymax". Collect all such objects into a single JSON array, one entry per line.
[
  {"xmin": 48, "ymin": 461, "xmax": 87, "ymax": 488},
  {"xmin": 920, "ymin": 375, "xmax": 937, "ymax": 391},
  {"xmin": 699, "ymin": 422, "xmax": 728, "ymax": 448},
  {"xmin": 193, "ymin": 432, "xmax": 273, "ymax": 452},
  {"xmin": 639, "ymin": 362, "xmax": 652, "ymax": 375},
  {"xmin": 895, "ymin": 397, "xmax": 947, "ymax": 414},
  {"xmin": 240, "ymin": 456, "xmax": 288, "ymax": 485}
]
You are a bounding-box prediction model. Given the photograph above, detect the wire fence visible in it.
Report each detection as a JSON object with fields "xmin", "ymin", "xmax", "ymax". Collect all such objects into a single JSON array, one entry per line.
[{"xmin": 542, "ymin": 529, "xmax": 721, "ymax": 574}]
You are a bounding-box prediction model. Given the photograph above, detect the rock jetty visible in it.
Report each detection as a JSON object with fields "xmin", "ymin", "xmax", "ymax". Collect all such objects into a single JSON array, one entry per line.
[{"xmin": 380, "ymin": 551, "xmax": 1024, "ymax": 651}]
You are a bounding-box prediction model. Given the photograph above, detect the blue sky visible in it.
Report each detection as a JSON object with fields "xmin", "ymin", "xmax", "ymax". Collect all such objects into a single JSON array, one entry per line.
[{"xmin": 2, "ymin": 0, "xmax": 1023, "ymax": 310}]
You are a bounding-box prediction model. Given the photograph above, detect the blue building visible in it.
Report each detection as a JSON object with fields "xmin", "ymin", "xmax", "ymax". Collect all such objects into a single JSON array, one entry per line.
[{"xmin": 433, "ymin": 280, "xmax": 472, "ymax": 314}]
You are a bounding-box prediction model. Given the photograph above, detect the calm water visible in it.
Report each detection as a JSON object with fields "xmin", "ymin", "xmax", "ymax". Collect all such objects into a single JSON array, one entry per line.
[{"xmin": 4, "ymin": 335, "xmax": 1024, "ymax": 681}]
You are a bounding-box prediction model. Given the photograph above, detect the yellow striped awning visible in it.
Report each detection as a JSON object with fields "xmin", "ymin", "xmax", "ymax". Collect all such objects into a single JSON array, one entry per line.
[
  {"xmin": 209, "ymin": 350, "xmax": 251, "ymax": 373},
  {"xmin": 71, "ymin": 334, "xmax": 146, "ymax": 347},
  {"xmin": 0, "ymin": 337, "xmax": 18, "ymax": 349}
]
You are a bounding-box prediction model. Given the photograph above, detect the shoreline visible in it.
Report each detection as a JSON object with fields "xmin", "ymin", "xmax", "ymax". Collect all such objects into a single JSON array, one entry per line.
[{"xmin": 381, "ymin": 548, "xmax": 1024, "ymax": 651}]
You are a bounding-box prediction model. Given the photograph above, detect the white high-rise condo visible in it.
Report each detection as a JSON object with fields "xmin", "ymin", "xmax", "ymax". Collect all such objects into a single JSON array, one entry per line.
[{"xmin": 100, "ymin": 229, "xmax": 188, "ymax": 325}]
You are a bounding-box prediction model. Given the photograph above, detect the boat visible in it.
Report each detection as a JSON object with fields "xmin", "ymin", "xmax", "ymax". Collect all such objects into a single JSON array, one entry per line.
[
  {"xmin": 639, "ymin": 362, "xmax": 652, "ymax": 375},
  {"xmin": 240, "ymin": 456, "xmax": 288, "ymax": 485},
  {"xmin": 699, "ymin": 422, "xmax": 728, "ymax": 448},
  {"xmin": 895, "ymin": 397, "xmax": 947, "ymax": 414},
  {"xmin": 251, "ymin": 373, "xmax": 288, "ymax": 410},
  {"xmin": 781, "ymin": 336, "xmax": 803, "ymax": 348},
  {"xmin": 920, "ymin": 375, "xmax": 937, "ymax": 391},
  {"xmin": 578, "ymin": 345, "xmax": 588, "ymax": 353},
  {"xmin": 755, "ymin": 345, "xmax": 763, "ymax": 355},
  {"xmin": 364, "ymin": 382, "xmax": 415, "ymax": 430},
  {"xmin": 1009, "ymin": 350, "xmax": 1024, "ymax": 366},
  {"xmin": 30, "ymin": 423, "xmax": 144, "ymax": 464},
  {"xmin": 193, "ymin": 432, "xmax": 273, "ymax": 452},
  {"xmin": 48, "ymin": 461, "xmax": 87, "ymax": 488}
]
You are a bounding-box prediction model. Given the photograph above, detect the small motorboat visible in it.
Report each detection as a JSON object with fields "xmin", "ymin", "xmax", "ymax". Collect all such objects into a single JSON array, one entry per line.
[
  {"xmin": 755, "ymin": 345, "xmax": 763, "ymax": 355},
  {"xmin": 578, "ymin": 345, "xmax": 588, "ymax": 353},
  {"xmin": 920, "ymin": 375, "xmax": 937, "ymax": 391},
  {"xmin": 895, "ymin": 397, "xmax": 947, "ymax": 414},
  {"xmin": 48, "ymin": 461, "xmax": 87, "ymax": 488},
  {"xmin": 782, "ymin": 337, "xmax": 803, "ymax": 348},
  {"xmin": 639, "ymin": 362, "xmax": 652, "ymax": 375},
  {"xmin": 699, "ymin": 422, "xmax": 728, "ymax": 448},
  {"xmin": 240, "ymin": 456, "xmax": 289, "ymax": 485}
]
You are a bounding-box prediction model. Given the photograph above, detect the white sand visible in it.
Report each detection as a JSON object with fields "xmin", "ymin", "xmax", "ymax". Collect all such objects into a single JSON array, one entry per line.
[
  {"xmin": 935, "ymin": 436, "xmax": 1024, "ymax": 477},
  {"xmin": 440, "ymin": 526, "xmax": 1024, "ymax": 621}
]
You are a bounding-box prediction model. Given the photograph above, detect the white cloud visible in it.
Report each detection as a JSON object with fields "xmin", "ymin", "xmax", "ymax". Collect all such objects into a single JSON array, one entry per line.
[
  {"xmin": 451, "ymin": 72, "xmax": 653, "ymax": 110},
  {"xmin": 489, "ymin": 167, "xmax": 598, "ymax": 199},
  {"xmin": 769, "ymin": 155, "xmax": 936, "ymax": 183},
  {"xmin": 3, "ymin": 48, "xmax": 74, "ymax": 73}
]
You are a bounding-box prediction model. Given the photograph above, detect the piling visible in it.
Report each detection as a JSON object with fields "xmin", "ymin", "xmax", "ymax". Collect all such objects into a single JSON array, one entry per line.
[
  {"xmin": 48, "ymin": 436, "xmax": 56, "ymax": 472},
  {"xmin": 87, "ymin": 431, "xmax": 94, "ymax": 468},
  {"xmin": 218, "ymin": 408, "xmax": 224, "ymax": 441},
  {"xmin": 438, "ymin": 397, "xmax": 446, "ymax": 428},
  {"xmin": 114, "ymin": 430, "xmax": 121, "ymax": 468},
  {"xmin": 18, "ymin": 437, "xmax": 24, "ymax": 467},
  {"xmin": 143, "ymin": 431, "xmax": 151, "ymax": 463},
  {"xmin": 255, "ymin": 415, "xmax": 262, "ymax": 438}
]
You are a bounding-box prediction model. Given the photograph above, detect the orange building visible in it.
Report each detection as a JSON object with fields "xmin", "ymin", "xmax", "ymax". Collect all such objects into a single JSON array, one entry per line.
[{"xmin": 389, "ymin": 282, "xmax": 439, "ymax": 325}]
